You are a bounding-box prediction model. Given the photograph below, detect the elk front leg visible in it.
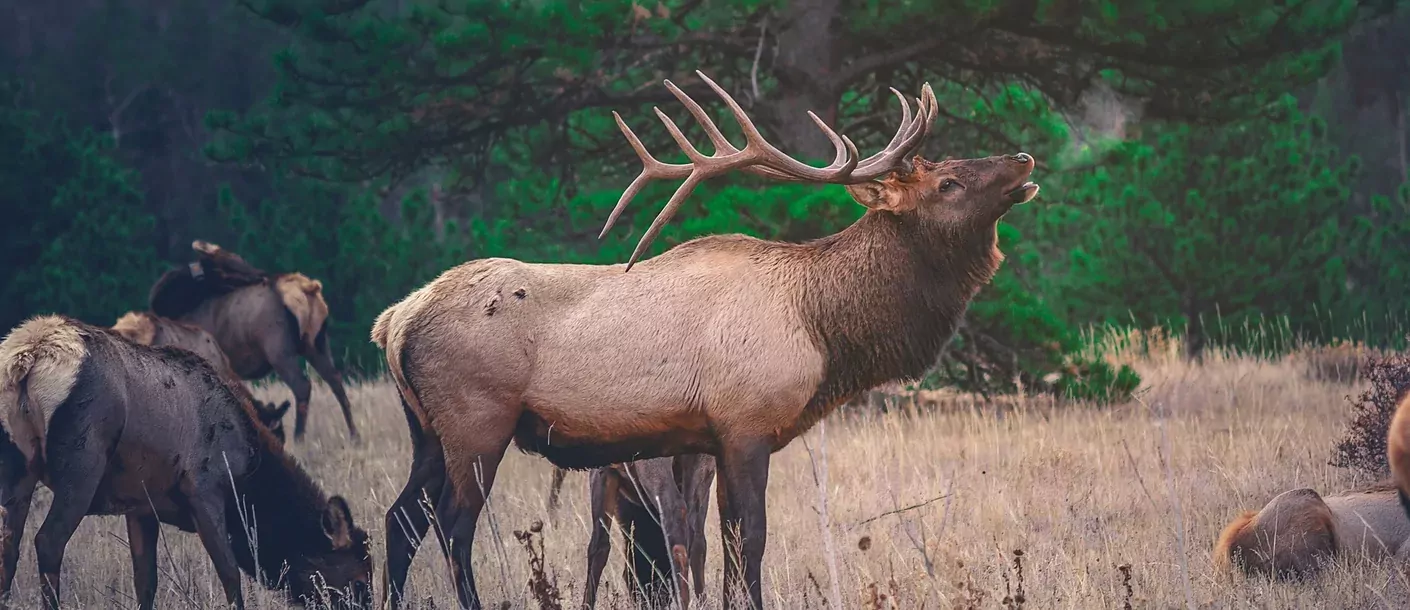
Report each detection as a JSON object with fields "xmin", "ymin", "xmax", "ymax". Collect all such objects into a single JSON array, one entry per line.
[
  {"xmin": 717, "ymin": 441, "xmax": 770, "ymax": 610},
  {"xmin": 188, "ymin": 491, "xmax": 245, "ymax": 609}
]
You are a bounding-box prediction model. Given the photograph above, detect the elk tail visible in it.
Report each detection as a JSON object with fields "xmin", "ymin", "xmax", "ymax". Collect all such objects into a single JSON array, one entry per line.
[
  {"xmin": 372, "ymin": 303, "xmax": 429, "ymax": 446},
  {"xmin": 0, "ymin": 316, "xmax": 89, "ymax": 463}
]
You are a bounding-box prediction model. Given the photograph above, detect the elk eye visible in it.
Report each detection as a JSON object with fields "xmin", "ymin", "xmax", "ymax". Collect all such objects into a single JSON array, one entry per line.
[{"xmin": 938, "ymin": 179, "xmax": 960, "ymax": 193}]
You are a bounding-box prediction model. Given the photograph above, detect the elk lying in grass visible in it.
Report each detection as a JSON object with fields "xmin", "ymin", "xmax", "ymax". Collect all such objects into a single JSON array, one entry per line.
[
  {"xmin": 0, "ymin": 315, "xmax": 372, "ymax": 610},
  {"xmin": 1214, "ymin": 483, "xmax": 1410, "ymax": 580},
  {"xmin": 150, "ymin": 241, "xmax": 358, "ymax": 440},
  {"xmin": 112, "ymin": 310, "xmax": 293, "ymax": 441},
  {"xmin": 372, "ymin": 71, "xmax": 1039, "ymax": 610},
  {"xmin": 584, "ymin": 454, "xmax": 715, "ymax": 610}
]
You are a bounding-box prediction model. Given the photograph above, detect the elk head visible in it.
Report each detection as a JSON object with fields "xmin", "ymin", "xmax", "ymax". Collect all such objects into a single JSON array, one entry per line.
[
  {"xmin": 287, "ymin": 496, "xmax": 374, "ymax": 609},
  {"xmin": 600, "ymin": 70, "xmax": 1039, "ymax": 269},
  {"xmin": 253, "ymin": 399, "xmax": 292, "ymax": 443}
]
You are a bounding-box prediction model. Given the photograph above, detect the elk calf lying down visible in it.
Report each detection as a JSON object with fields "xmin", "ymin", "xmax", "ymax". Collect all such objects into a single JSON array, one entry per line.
[
  {"xmin": 113, "ymin": 310, "xmax": 293, "ymax": 441},
  {"xmin": 0, "ymin": 316, "xmax": 372, "ymax": 610},
  {"xmin": 584, "ymin": 454, "xmax": 715, "ymax": 610},
  {"xmin": 1214, "ymin": 484, "xmax": 1410, "ymax": 579}
]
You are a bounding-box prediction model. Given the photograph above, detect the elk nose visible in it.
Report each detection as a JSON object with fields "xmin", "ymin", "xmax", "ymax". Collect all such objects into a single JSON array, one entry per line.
[{"xmin": 1009, "ymin": 152, "xmax": 1032, "ymax": 164}]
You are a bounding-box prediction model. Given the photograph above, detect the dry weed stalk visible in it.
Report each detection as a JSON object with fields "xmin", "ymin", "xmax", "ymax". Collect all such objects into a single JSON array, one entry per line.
[{"xmin": 513, "ymin": 521, "xmax": 563, "ymax": 610}]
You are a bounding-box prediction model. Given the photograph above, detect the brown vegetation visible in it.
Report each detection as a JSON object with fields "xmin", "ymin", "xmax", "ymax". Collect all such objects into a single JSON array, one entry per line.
[
  {"xmin": 150, "ymin": 241, "xmax": 358, "ymax": 440},
  {"xmin": 3, "ymin": 340, "xmax": 1408, "ymax": 607},
  {"xmin": 0, "ymin": 315, "xmax": 371, "ymax": 610},
  {"xmin": 1330, "ymin": 353, "xmax": 1410, "ymax": 476},
  {"xmin": 372, "ymin": 72, "xmax": 1039, "ymax": 610}
]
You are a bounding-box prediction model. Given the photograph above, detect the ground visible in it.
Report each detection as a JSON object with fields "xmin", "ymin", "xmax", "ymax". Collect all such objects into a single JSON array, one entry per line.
[{"xmin": 3, "ymin": 336, "xmax": 1403, "ymax": 609}]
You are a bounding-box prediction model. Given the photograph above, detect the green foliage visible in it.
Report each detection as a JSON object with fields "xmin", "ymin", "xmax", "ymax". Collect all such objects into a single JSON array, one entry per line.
[
  {"xmin": 1056, "ymin": 95, "xmax": 1359, "ymax": 356},
  {"xmin": 1054, "ymin": 358, "xmax": 1143, "ymax": 405},
  {"xmin": 0, "ymin": 84, "xmax": 163, "ymax": 332}
]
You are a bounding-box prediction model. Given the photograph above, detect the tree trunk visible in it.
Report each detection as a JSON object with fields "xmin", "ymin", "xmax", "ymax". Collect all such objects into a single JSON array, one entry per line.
[
  {"xmin": 1182, "ymin": 291, "xmax": 1207, "ymax": 363},
  {"xmin": 758, "ymin": 0, "xmax": 842, "ymax": 160}
]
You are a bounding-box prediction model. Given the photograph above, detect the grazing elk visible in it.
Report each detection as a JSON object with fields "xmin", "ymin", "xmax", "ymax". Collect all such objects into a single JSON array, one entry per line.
[
  {"xmin": 112, "ymin": 310, "xmax": 294, "ymax": 441},
  {"xmin": 584, "ymin": 454, "xmax": 715, "ymax": 610},
  {"xmin": 372, "ymin": 71, "xmax": 1039, "ymax": 610},
  {"xmin": 0, "ymin": 315, "xmax": 372, "ymax": 610},
  {"xmin": 1214, "ymin": 483, "xmax": 1410, "ymax": 580},
  {"xmin": 149, "ymin": 241, "xmax": 358, "ymax": 440}
]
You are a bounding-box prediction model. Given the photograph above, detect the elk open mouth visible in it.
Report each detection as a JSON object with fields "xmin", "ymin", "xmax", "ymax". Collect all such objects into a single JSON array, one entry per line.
[{"xmin": 1006, "ymin": 181, "xmax": 1040, "ymax": 204}]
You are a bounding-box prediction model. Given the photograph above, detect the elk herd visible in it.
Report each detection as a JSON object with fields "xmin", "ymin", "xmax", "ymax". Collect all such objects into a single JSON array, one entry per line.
[{"xmin": 0, "ymin": 69, "xmax": 1405, "ymax": 610}]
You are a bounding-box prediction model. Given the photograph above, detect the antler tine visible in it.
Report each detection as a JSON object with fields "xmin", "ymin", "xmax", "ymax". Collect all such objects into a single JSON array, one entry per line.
[
  {"xmin": 624, "ymin": 173, "xmax": 705, "ymax": 271},
  {"xmin": 853, "ymin": 88, "xmax": 913, "ymax": 168},
  {"xmin": 849, "ymin": 82, "xmax": 938, "ymax": 180},
  {"xmin": 599, "ymin": 112, "xmax": 692, "ymax": 239},
  {"xmin": 664, "ymin": 79, "xmax": 738, "ymax": 156},
  {"xmin": 694, "ymin": 70, "xmax": 857, "ymax": 182}
]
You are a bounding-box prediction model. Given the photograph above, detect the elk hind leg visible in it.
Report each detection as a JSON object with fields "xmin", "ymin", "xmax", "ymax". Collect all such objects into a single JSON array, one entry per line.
[
  {"xmin": 583, "ymin": 468, "xmax": 620, "ymax": 610},
  {"xmin": 268, "ymin": 348, "xmax": 314, "ymax": 441},
  {"xmin": 434, "ymin": 394, "xmax": 518, "ymax": 610},
  {"xmin": 303, "ymin": 330, "xmax": 358, "ymax": 439},
  {"xmin": 34, "ymin": 440, "xmax": 108, "ymax": 610},
  {"xmin": 0, "ymin": 445, "xmax": 36, "ymax": 599},
  {"xmin": 383, "ymin": 438, "xmax": 447, "ymax": 609}
]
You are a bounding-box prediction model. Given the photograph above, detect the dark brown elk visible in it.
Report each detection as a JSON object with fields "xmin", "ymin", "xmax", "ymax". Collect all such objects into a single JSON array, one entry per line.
[
  {"xmin": 149, "ymin": 241, "xmax": 358, "ymax": 440},
  {"xmin": 372, "ymin": 71, "xmax": 1039, "ymax": 610},
  {"xmin": 0, "ymin": 315, "xmax": 372, "ymax": 610},
  {"xmin": 584, "ymin": 455, "xmax": 715, "ymax": 610},
  {"xmin": 112, "ymin": 310, "xmax": 293, "ymax": 441}
]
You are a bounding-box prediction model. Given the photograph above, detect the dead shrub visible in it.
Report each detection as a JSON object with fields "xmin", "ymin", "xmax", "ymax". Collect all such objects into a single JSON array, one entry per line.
[{"xmin": 1330, "ymin": 354, "xmax": 1410, "ymax": 476}]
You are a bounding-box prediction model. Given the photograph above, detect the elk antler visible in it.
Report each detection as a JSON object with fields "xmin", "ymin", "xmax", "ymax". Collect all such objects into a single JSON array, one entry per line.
[{"xmin": 601, "ymin": 70, "xmax": 938, "ymax": 271}]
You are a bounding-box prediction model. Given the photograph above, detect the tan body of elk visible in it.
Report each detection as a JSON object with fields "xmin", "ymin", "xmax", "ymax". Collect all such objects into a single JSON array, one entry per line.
[
  {"xmin": 584, "ymin": 454, "xmax": 716, "ymax": 610},
  {"xmin": 372, "ymin": 72, "xmax": 1039, "ymax": 610},
  {"xmin": 0, "ymin": 316, "xmax": 372, "ymax": 610},
  {"xmin": 1389, "ymin": 391, "xmax": 1410, "ymax": 519},
  {"xmin": 1215, "ymin": 483, "xmax": 1410, "ymax": 579},
  {"xmin": 176, "ymin": 264, "xmax": 358, "ymax": 441},
  {"xmin": 113, "ymin": 310, "xmax": 293, "ymax": 441}
]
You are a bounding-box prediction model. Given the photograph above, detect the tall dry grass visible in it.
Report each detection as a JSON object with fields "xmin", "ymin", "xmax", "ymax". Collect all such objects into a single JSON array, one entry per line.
[{"xmin": 5, "ymin": 335, "xmax": 1403, "ymax": 609}]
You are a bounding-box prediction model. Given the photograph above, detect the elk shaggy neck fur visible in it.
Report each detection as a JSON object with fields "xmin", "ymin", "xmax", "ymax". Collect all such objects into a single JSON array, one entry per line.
[{"xmin": 792, "ymin": 211, "xmax": 1002, "ymax": 417}]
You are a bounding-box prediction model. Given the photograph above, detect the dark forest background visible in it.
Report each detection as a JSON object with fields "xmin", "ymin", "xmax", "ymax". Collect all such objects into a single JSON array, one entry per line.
[{"xmin": 5, "ymin": 0, "xmax": 1410, "ymax": 396}]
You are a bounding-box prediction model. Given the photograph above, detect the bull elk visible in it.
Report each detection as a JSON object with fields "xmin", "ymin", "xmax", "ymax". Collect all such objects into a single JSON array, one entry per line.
[{"xmin": 372, "ymin": 71, "xmax": 1039, "ymax": 610}]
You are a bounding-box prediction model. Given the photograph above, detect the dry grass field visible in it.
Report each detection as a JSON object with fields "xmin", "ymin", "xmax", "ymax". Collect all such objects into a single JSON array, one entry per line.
[{"xmin": 5, "ymin": 334, "xmax": 1406, "ymax": 609}]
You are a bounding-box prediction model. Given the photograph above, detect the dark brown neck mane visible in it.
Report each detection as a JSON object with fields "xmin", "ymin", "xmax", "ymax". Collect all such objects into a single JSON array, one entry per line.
[
  {"xmin": 797, "ymin": 211, "xmax": 1003, "ymax": 415},
  {"xmin": 224, "ymin": 425, "xmax": 339, "ymax": 586}
]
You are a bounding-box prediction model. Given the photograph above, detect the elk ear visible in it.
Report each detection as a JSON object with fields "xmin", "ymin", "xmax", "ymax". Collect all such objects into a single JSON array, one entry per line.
[
  {"xmin": 322, "ymin": 496, "xmax": 355, "ymax": 549},
  {"xmin": 272, "ymin": 400, "xmax": 292, "ymax": 419},
  {"xmin": 845, "ymin": 180, "xmax": 916, "ymax": 213}
]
